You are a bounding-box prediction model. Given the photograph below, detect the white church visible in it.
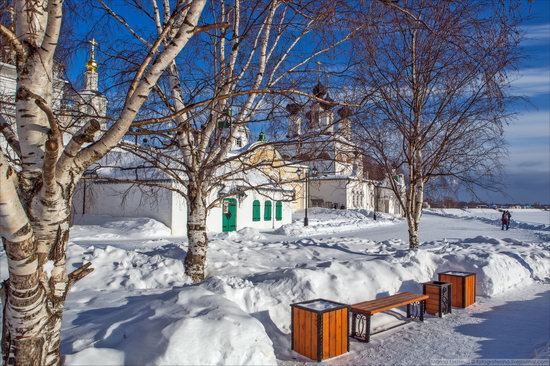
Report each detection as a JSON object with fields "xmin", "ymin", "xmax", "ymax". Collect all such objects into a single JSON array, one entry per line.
[
  {"xmin": 280, "ymin": 82, "xmax": 404, "ymax": 216},
  {"xmin": 1, "ymin": 39, "xmax": 403, "ymax": 237}
]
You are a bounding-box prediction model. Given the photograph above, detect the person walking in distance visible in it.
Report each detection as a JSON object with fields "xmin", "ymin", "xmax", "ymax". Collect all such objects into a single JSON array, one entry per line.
[{"xmin": 501, "ymin": 210, "xmax": 511, "ymax": 230}]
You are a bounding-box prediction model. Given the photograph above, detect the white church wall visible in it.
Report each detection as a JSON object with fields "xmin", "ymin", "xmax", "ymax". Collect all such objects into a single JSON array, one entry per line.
[
  {"xmin": 73, "ymin": 181, "xmax": 176, "ymax": 234},
  {"xmin": 310, "ymin": 179, "xmax": 348, "ymax": 209},
  {"xmin": 171, "ymin": 187, "xmax": 188, "ymax": 236},
  {"xmin": 206, "ymin": 206, "xmax": 223, "ymax": 233},
  {"xmin": 346, "ymin": 180, "xmax": 371, "ymax": 210}
]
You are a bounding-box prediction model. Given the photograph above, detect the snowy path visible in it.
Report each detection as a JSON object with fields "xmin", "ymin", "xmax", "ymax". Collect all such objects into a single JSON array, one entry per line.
[
  {"xmin": 323, "ymin": 284, "xmax": 550, "ymax": 365},
  {"xmin": 323, "ymin": 212, "xmax": 542, "ymax": 243}
]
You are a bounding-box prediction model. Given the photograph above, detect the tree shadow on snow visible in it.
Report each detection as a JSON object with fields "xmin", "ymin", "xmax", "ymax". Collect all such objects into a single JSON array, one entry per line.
[
  {"xmin": 61, "ymin": 288, "xmax": 186, "ymax": 365},
  {"xmin": 291, "ymin": 238, "xmax": 394, "ymax": 259},
  {"xmin": 140, "ymin": 243, "xmax": 187, "ymax": 260},
  {"xmin": 455, "ymin": 290, "xmax": 550, "ymax": 359},
  {"xmin": 251, "ymin": 310, "xmax": 312, "ymax": 362},
  {"xmin": 398, "ymin": 280, "xmax": 423, "ymax": 294}
]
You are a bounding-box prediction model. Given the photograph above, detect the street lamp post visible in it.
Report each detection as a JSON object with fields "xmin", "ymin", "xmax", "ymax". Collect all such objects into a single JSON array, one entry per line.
[
  {"xmin": 297, "ymin": 167, "xmax": 318, "ymax": 227},
  {"xmin": 373, "ymin": 183, "xmax": 380, "ymax": 221}
]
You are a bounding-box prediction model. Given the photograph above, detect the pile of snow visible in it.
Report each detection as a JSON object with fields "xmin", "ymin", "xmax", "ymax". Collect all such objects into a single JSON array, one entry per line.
[
  {"xmin": 427, "ymin": 208, "xmax": 550, "ymax": 232},
  {"xmin": 430, "ymin": 237, "xmax": 550, "ymax": 296},
  {"xmin": 214, "ymin": 227, "xmax": 266, "ymax": 241},
  {"xmin": 203, "ymin": 237, "xmax": 550, "ymax": 333},
  {"xmin": 276, "ymin": 208, "xmax": 399, "ymax": 236},
  {"xmin": 69, "ymin": 244, "xmax": 190, "ymax": 291},
  {"xmin": 71, "ymin": 216, "xmax": 172, "ymax": 241},
  {"xmin": 63, "ymin": 287, "xmax": 276, "ymax": 366}
]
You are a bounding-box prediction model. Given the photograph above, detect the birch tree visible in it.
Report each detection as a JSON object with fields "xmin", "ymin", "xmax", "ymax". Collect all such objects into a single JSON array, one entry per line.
[
  {"xmin": 119, "ymin": 0, "xmax": 355, "ymax": 282},
  {"xmin": 0, "ymin": 1, "xmax": 210, "ymax": 364},
  {"xmin": 350, "ymin": 0, "xmax": 520, "ymax": 249}
]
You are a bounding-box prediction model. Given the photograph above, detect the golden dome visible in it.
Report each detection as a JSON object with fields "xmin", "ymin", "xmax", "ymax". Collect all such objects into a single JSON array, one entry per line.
[{"xmin": 86, "ymin": 38, "xmax": 98, "ymax": 73}]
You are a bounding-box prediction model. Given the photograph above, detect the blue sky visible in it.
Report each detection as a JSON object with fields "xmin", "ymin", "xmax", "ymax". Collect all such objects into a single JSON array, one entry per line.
[
  {"xmin": 491, "ymin": 1, "xmax": 550, "ymax": 204},
  {"xmin": 66, "ymin": 2, "xmax": 549, "ymax": 204}
]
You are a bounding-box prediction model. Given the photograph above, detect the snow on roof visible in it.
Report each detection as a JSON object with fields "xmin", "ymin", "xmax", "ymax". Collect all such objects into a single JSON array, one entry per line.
[
  {"xmin": 86, "ymin": 141, "xmax": 294, "ymax": 191},
  {"xmin": 86, "ymin": 146, "xmax": 178, "ymax": 182}
]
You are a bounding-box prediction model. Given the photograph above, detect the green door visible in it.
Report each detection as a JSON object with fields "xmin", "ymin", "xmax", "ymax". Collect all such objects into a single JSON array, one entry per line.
[{"xmin": 222, "ymin": 198, "xmax": 237, "ymax": 232}]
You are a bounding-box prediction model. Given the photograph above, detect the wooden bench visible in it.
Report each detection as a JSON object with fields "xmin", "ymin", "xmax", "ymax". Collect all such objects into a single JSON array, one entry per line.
[{"xmin": 350, "ymin": 292, "xmax": 429, "ymax": 342}]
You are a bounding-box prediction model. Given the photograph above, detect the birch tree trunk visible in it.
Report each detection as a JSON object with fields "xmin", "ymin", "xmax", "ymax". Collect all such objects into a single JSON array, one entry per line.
[
  {"xmin": 1, "ymin": 1, "xmax": 207, "ymax": 364},
  {"xmin": 184, "ymin": 185, "xmax": 209, "ymax": 282},
  {"xmin": 351, "ymin": 0, "xmax": 517, "ymax": 252}
]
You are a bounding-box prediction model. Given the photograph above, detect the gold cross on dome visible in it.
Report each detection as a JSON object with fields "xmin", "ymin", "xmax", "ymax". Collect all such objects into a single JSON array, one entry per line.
[
  {"xmin": 86, "ymin": 37, "xmax": 99, "ymax": 73},
  {"xmin": 316, "ymin": 61, "xmax": 322, "ymax": 82},
  {"xmin": 89, "ymin": 38, "xmax": 97, "ymax": 55}
]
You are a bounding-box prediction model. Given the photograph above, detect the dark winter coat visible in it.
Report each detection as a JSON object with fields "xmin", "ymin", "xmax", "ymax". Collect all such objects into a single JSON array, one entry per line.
[{"xmin": 501, "ymin": 212, "xmax": 509, "ymax": 224}]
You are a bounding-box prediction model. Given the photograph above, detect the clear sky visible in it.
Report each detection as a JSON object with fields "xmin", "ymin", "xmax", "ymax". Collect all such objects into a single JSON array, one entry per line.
[{"xmin": 493, "ymin": 1, "xmax": 550, "ymax": 204}]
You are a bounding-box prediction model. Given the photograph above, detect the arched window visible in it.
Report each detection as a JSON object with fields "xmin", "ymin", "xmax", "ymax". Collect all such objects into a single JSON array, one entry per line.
[
  {"xmin": 264, "ymin": 200, "xmax": 272, "ymax": 221},
  {"xmin": 275, "ymin": 202, "xmax": 283, "ymax": 221},
  {"xmin": 252, "ymin": 200, "xmax": 261, "ymax": 221}
]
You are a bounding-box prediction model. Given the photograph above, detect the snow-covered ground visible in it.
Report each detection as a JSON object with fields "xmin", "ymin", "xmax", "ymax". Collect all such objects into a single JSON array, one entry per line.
[
  {"xmin": 428, "ymin": 208, "xmax": 550, "ymax": 231},
  {"xmin": 1, "ymin": 208, "xmax": 549, "ymax": 365}
]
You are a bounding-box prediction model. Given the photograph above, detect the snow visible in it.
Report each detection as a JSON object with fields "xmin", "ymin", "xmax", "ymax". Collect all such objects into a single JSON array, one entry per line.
[
  {"xmin": 428, "ymin": 208, "xmax": 550, "ymax": 231},
  {"xmin": 276, "ymin": 207, "xmax": 399, "ymax": 236},
  {"xmin": 71, "ymin": 215, "xmax": 172, "ymax": 241},
  {"xmin": 214, "ymin": 227, "xmax": 267, "ymax": 242},
  {"xmin": 324, "ymin": 283, "xmax": 550, "ymax": 365},
  {"xmin": 296, "ymin": 299, "xmax": 345, "ymax": 311},
  {"xmin": 1, "ymin": 208, "xmax": 549, "ymax": 365},
  {"xmin": 440, "ymin": 271, "xmax": 473, "ymax": 276},
  {"xmin": 63, "ymin": 287, "xmax": 276, "ymax": 366}
]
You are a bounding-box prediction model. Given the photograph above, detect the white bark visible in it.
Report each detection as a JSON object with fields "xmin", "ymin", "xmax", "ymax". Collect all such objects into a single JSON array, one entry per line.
[
  {"xmin": 1, "ymin": 1, "xmax": 207, "ymax": 364},
  {"xmin": 184, "ymin": 188, "xmax": 209, "ymax": 282}
]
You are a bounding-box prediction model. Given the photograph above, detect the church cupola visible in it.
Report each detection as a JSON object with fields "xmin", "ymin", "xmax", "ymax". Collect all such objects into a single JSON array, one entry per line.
[
  {"xmin": 84, "ymin": 38, "xmax": 99, "ymax": 91},
  {"xmin": 312, "ymin": 81, "xmax": 327, "ymax": 98},
  {"xmin": 286, "ymin": 102, "xmax": 302, "ymax": 138},
  {"xmin": 74, "ymin": 36, "xmax": 108, "ymax": 131}
]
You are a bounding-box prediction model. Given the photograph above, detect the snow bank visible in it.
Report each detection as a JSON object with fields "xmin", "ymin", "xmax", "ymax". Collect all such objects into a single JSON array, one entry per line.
[
  {"xmin": 203, "ymin": 237, "xmax": 550, "ymax": 333},
  {"xmin": 276, "ymin": 208, "xmax": 399, "ymax": 236},
  {"xmin": 203, "ymin": 249, "xmax": 437, "ymax": 333},
  {"xmin": 69, "ymin": 244, "xmax": 190, "ymax": 291},
  {"xmin": 432, "ymin": 237, "xmax": 550, "ymax": 296},
  {"xmin": 64, "ymin": 287, "xmax": 277, "ymax": 366},
  {"xmin": 214, "ymin": 227, "xmax": 267, "ymax": 241},
  {"xmin": 71, "ymin": 216, "xmax": 172, "ymax": 241}
]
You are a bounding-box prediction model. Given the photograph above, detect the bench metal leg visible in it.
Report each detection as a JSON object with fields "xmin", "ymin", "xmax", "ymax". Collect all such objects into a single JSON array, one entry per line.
[
  {"xmin": 407, "ymin": 301, "xmax": 424, "ymax": 321},
  {"xmin": 351, "ymin": 312, "xmax": 356, "ymax": 336},
  {"xmin": 351, "ymin": 313, "xmax": 372, "ymax": 343},
  {"xmin": 365, "ymin": 315, "xmax": 371, "ymax": 343}
]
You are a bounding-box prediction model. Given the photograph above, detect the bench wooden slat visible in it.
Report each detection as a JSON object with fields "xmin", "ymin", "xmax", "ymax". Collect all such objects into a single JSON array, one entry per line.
[
  {"xmin": 352, "ymin": 292, "xmax": 427, "ymax": 309},
  {"xmin": 351, "ymin": 292, "xmax": 429, "ymax": 316},
  {"xmin": 351, "ymin": 293, "xmax": 417, "ymax": 308}
]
